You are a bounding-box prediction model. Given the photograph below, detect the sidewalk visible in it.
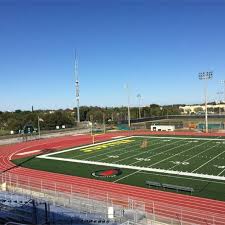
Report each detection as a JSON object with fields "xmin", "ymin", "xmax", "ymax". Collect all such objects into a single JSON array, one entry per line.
[{"xmin": 0, "ymin": 128, "xmax": 90, "ymax": 146}]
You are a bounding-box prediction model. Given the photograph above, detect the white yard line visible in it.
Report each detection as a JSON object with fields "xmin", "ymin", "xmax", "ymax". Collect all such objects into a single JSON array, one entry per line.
[
  {"xmin": 113, "ymin": 170, "xmax": 141, "ymax": 183},
  {"xmin": 128, "ymin": 140, "xmax": 192, "ymax": 166},
  {"xmin": 144, "ymin": 140, "xmax": 211, "ymax": 168},
  {"xmin": 114, "ymin": 140, "xmax": 212, "ymax": 183},
  {"xmin": 37, "ymin": 135, "xmax": 225, "ymax": 183},
  {"xmin": 72, "ymin": 138, "xmax": 152, "ymax": 160},
  {"xmin": 112, "ymin": 139, "xmax": 184, "ymax": 164},
  {"xmin": 192, "ymin": 149, "xmax": 225, "ymax": 173},
  {"xmin": 38, "ymin": 155, "xmax": 225, "ymax": 181},
  {"xmin": 134, "ymin": 135, "xmax": 225, "ymax": 141},
  {"xmin": 39, "ymin": 135, "xmax": 225, "ymax": 159},
  {"xmin": 217, "ymin": 167, "xmax": 225, "ymax": 176},
  {"xmin": 168, "ymin": 143, "xmax": 220, "ymax": 170},
  {"xmin": 39, "ymin": 136, "xmax": 132, "ymax": 157},
  {"xmin": 96, "ymin": 139, "xmax": 161, "ymax": 162},
  {"xmin": 80, "ymin": 138, "xmax": 158, "ymax": 161}
]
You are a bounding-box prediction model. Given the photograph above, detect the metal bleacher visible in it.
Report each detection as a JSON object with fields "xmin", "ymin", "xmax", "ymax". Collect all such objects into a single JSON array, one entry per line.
[
  {"xmin": 0, "ymin": 190, "xmax": 144, "ymax": 225},
  {"xmin": 145, "ymin": 181, "xmax": 194, "ymax": 194}
]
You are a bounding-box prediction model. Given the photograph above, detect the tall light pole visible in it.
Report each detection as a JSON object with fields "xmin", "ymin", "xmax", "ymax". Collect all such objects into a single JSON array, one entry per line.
[
  {"xmin": 38, "ymin": 117, "xmax": 40, "ymax": 139},
  {"xmin": 216, "ymin": 91, "xmax": 223, "ymax": 115},
  {"xmin": 220, "ymin": 80, "xmax": 225, "ymax": 114},
  {"xmin": 137, "ymin": 94, "xmax": 141, "ymax": 119},
  {"xmin": 220, "ymin": 80, "xmax": 225, "ymax": 103},
  {"xmin": 37, "ymin": 116, "xmax": 44, "ymax": 139},
  {"xmin": 198, "ymin": 71, "xmax": 213, "ymax": 133},
  {"xmin": 90, "ymin": 115, "xmax": 93, "ymax": 136},
  {"xmin": 103, "ymin": 112, "xmax": 106, "ymax": 134},
  {"xmin": 75, "ymin": 51, "xmax": 80, "ymax": 123},
  {"xmin": 124, "ymin": 84, "xmax": 131, "ymax": 128}
]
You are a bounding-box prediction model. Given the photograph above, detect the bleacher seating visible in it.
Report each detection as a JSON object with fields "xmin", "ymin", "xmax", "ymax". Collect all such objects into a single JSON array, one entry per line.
[
  {"xmin": 145, "ymin": 181, "xmax": 162, "ymax": 188},
  {"xmin": 162, "ymin": 183, "xmax": 194, "ymax": 193},
  {"xmin": 145, "ymin": 181, "xmax": 194, "ymax": 193}
]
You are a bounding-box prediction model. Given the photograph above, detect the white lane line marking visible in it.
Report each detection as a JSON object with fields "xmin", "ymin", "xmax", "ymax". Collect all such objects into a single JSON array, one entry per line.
[
  {"xmin": 111, "ymin": 136, "xmax": 125, "ymax": 139},
  {"xmin": 16, "ymin": 150, "xmax": 42, "ymax": 156},
  {"xmin": 72, "ymin": 134, "xmax": 85, "ymax": 136}
]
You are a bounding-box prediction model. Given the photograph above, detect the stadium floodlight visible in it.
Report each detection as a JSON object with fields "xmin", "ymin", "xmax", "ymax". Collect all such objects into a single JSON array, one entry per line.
[
  {"xmin": 220, "ymin": 80, "xmax": 225, "ymax": 103},
  {"xmin": 124, "ymin": 84, "xmax": 131, "ymax": 128},
  {"xmin": 137, "ymin": 94, "xmax": 142, "ymax": 119},
  {"xmin": 198, "ymin": 71, "xmax": 213, "ymax": 133},
  {"xmin": 216, "ymin": 91, "xmax": 223, "ymax": 101}
]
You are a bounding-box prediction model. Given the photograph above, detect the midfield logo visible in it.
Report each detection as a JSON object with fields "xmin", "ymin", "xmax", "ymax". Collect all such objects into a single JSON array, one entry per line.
[{"xmin": 91, "ymin": 168, "xmax": 122, "ymax": 178}]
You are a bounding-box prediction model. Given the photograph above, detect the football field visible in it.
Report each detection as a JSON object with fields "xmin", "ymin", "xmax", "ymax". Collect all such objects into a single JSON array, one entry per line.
[{"xmin": 13, "ymin": 135, "xmax": 225, "ymax": 201}]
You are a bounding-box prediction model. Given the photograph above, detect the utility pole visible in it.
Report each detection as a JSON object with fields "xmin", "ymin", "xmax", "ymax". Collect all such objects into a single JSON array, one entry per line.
[
  {"xmin": 198, "ymin": 71, "xmax": 213, "ymax": 133},
  {"xmin": 90, "ymin": 115, "xmax": 93, "ymax": 136},
  {"xmin": 75, "ymin": 51, "xmax": 80, "ymax": 123},
  {"xmin": 38, "ymin": 116, "xmax": 40, "ymax": 139},
  {"xmin": 124, "ymin": 84, "xmax": 131, "ymax": 128},
  {"xmin": 37, "ymin": 116, "xmax": 44, "ymax": 139},
  {"xmin": 220, "ymin": 80, "xmax": 225, "ymax": 114},
  {"xmin": 137, "ymin": 94, "xmax": 141, "ymax": 119},
  {"xmin": 103, "ymin": 112, "xmax": 106, "ymax": 134},
  {"xmin": 221, "ymin": 80, "xmax": 225, "ymax": 103},
  {"xmin": 217, "ymin": 91, "xmax": 223, "ymax": 115}
]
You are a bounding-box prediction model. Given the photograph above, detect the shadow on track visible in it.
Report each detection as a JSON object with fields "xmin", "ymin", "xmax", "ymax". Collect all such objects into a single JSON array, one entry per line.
[{"xmin": 0, "ymin": 149, "xmax": 57, "ymax": 175}]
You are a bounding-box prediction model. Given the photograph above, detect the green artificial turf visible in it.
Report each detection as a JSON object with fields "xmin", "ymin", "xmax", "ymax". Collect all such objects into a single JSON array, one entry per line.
[{"xmin": 12, "ymin": 136, "xmax": 225, "ymax": 201}]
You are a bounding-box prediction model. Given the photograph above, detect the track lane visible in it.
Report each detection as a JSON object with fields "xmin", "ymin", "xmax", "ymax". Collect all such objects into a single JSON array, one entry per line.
[{"xmin": 1, "ymin": 131, "xmax": 225, "ymax": 224}]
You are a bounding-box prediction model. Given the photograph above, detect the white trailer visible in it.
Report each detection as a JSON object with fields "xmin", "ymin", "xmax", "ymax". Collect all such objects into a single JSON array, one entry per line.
[{"xmin": 150, "ymin": 125, "xmax": 175, "ymax": 131}]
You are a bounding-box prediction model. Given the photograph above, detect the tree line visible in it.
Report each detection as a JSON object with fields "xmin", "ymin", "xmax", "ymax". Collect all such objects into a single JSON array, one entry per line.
[{"xmin": 0, "ymin": 104, "xmax": 182, "ymax": 134}]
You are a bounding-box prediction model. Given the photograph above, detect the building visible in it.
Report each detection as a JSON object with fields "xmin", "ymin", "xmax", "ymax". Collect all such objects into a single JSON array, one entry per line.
[
  {"xmin": 150, "ymin": 125, "xmax": 175, "ymax": 131},
  {"xmin": 179, "ymin": 104, "xmax": 225, "ymax": 114}
]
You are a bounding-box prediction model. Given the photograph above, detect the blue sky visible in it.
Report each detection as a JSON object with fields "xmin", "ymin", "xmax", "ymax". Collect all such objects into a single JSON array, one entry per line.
[{"xmin": 1, "ymin": 0, "xmax": 225, "ymax": 111}]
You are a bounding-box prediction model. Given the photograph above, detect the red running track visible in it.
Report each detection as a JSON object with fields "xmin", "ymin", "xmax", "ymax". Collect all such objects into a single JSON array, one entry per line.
[{"xmin": 1, "ymin": 131, "xmax": 225, "ymax": 224}]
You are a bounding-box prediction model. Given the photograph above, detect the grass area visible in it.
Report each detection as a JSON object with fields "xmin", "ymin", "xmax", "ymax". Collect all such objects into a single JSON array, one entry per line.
[
  {"xmin": 0, "ymin": 129, "xmax": 9, "ymax": 136},
  {"xmin": 12, "ymin": 136, "xmax": 225, "ymax": 201}
]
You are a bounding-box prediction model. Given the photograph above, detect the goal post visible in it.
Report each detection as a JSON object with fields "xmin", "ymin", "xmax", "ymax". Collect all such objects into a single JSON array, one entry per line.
[{"xmin": 140, "ymin": 139, "xmax": 148, "ymax": 149}]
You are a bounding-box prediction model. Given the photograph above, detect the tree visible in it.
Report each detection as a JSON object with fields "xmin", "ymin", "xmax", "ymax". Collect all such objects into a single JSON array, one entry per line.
[
  {"xmin": 194, "ymin": 107, "xmax": 203, "ymax": 113},
  {"xmin": 149, "ymin": 104, "xmax": 161, "ymax": 116},
  {"xmin": 15, "ymin": 109, "xmax": 22, "ymax": 113},
  {"xmin": 7, "ymin": 117, "xmax": 23, "ymax": 131}
]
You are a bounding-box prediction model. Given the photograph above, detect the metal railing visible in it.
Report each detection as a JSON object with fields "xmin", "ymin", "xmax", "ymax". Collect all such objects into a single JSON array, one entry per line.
[{"xmin": 1, "ymin": 172, "xmax": 225, "ymax": 225}]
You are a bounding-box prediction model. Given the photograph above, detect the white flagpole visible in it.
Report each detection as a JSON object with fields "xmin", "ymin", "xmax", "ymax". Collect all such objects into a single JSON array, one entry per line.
[{"xmin": 38, "ymin": 116, "xmax": 41, "ymax": 139}]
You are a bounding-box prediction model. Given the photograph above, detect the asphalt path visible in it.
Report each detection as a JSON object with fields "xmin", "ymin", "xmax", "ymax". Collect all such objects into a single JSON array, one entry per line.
[{"xmin": 0, "ymin": 128, "xmax": 90, "ymax": 146}]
